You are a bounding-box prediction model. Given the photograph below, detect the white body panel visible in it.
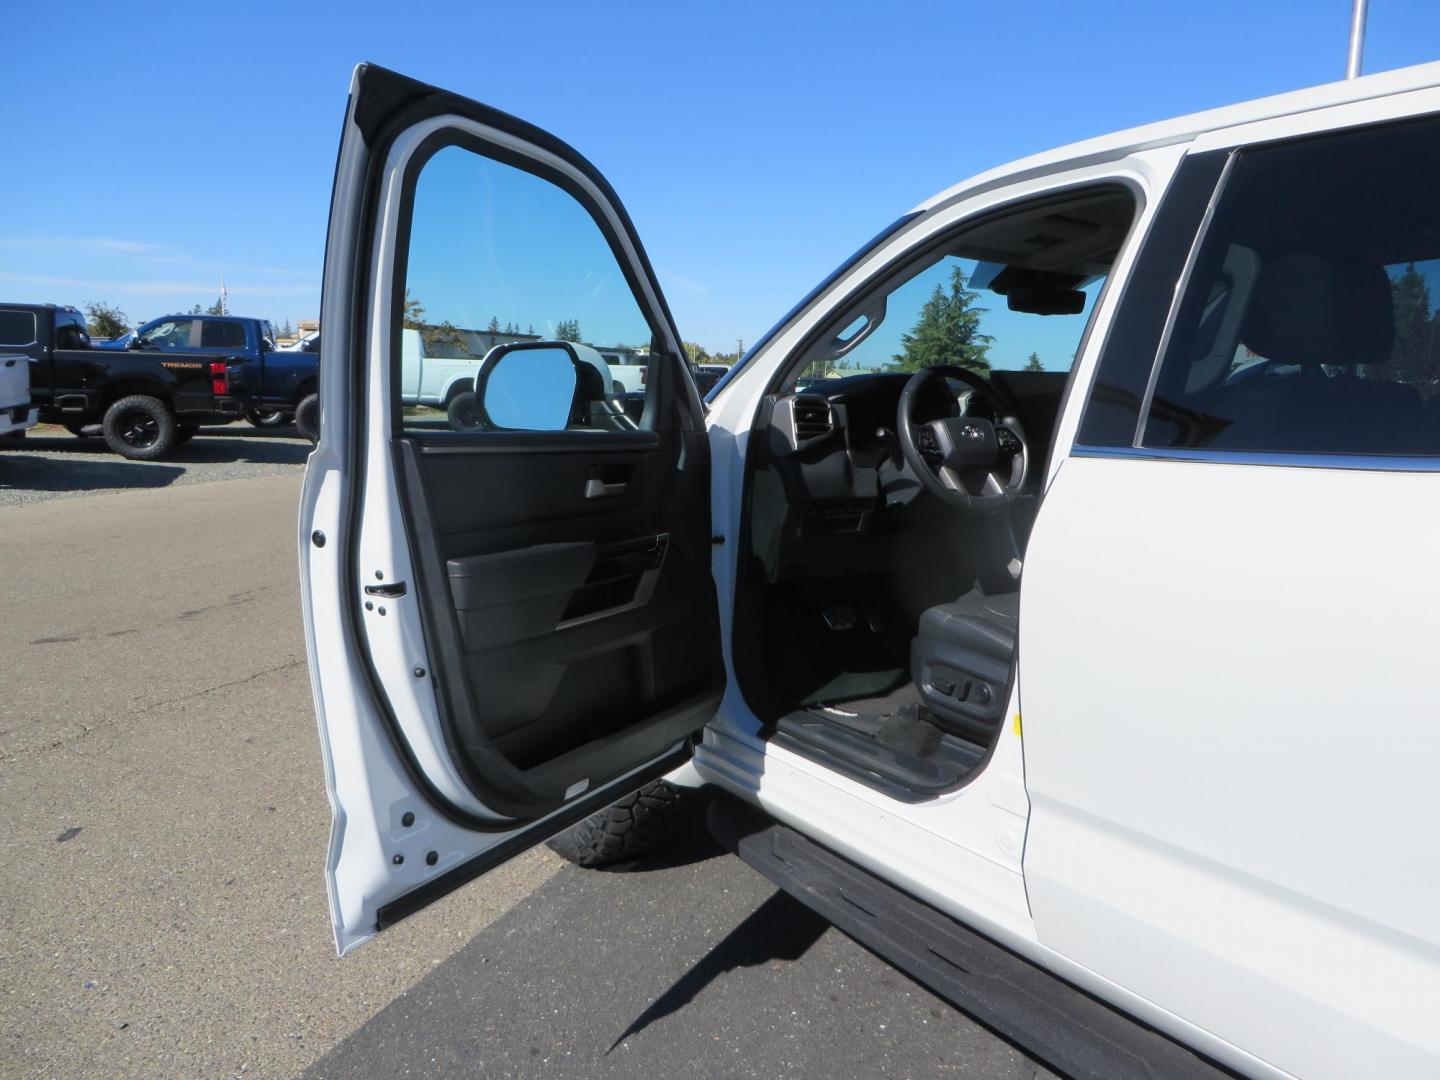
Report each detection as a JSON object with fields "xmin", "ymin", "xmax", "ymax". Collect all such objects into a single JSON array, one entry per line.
[
  {"xmin": 1020, "ymin": 456, "xmax": 1440, "ymax": 1079},
  {"xmin": 0, "ymin": 354, "xmax": 36, "ymax": 435}
]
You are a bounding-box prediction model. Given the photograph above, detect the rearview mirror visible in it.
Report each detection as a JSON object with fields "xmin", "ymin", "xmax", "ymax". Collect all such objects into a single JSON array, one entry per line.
[{"xmin": 1005, "ymin": 287, "xmax": 1085, "ymax": 316}]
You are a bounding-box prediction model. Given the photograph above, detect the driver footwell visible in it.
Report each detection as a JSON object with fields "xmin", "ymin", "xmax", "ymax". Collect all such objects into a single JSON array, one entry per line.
[{"xmin": 773, "ymin": 684, "xmax": 989, "ymax": 802}]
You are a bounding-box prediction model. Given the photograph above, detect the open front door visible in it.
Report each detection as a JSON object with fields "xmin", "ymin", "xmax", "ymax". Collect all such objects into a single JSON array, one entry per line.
[{"xmin": 301, "ymin": 65, "xmax": 723, "ymax": 954}]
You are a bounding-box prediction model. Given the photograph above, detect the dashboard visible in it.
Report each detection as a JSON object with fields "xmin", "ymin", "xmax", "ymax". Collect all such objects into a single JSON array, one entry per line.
[{"xmin": 752, "ymin": 369, "xmax": 1065, "ymax": 582}]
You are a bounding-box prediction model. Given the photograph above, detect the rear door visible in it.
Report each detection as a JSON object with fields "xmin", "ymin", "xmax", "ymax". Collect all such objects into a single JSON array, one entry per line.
[
  {"xmin": 1021, "ymin": 103, "xmax": 1440, "ymax": 1077},
  {"xmin": 301, "ymin": 65, "xmax": 722, "ymax": 953}
]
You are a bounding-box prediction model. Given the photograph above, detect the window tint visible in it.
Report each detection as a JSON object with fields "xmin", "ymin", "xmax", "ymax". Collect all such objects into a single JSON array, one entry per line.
[
  {"xmin": 1143, "ymin": 117, "xmax": 1440, "ymax": 457},
  {"xmin": 200, "ymin": 320, "xmax": 247, "ymax": 348},
  {"xmin": 0, "ymin": 309, "xmax": 37, "ymax": 345},
  {"xmin": 399, "ymin": 141, "xmax": 655, "ymax": 434}
]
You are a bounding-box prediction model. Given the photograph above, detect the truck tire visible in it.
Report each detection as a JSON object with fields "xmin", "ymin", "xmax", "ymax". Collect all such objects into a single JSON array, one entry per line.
[
  {"xmin": 63, "ymin": 421, "xmax": 98, "ymax": 438},
  {"xmin": 247, "ymin": 408, "xmax": 289, "ymax": 427},
  {"xmin": 545, "ymin": 779, "xmax": 696, "ymax": 868},
  {"xmin": 294, "ymin": 393, "xmax": 320, "ymax": 443},
  {"xmin": 447, "ymin": 390, "xmax": 482, "ymax": 430},
  {"xmin": 101, "ymin": 395, "xmax": 178, "ymax": 460}
]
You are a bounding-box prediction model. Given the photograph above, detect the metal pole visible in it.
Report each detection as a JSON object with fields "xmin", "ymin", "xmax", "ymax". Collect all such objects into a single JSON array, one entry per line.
[{"xmin": 1346, "ymin": 0, "xmax": 1369, "ymax": 79}]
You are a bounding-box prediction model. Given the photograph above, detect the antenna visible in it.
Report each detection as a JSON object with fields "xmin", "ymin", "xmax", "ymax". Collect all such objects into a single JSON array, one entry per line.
[{"xmin": 1346, "ymin": 0, "xmax": 1368, "ymax": 79}]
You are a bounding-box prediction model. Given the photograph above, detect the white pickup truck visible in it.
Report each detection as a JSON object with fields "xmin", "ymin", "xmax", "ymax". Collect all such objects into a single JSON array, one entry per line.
[
  {"xmin": 399, "ymin": 328, "xmax": 486, "ymax": 409},
  {"xmin": 0, "ymin": 352, "xmax": 37, "ymax": 438}
]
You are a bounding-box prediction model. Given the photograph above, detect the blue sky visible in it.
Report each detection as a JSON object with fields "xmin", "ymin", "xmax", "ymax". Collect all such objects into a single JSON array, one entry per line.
[{"xmin": 5, "ymin": 1, "xmax": 1440, "ymax": 353}]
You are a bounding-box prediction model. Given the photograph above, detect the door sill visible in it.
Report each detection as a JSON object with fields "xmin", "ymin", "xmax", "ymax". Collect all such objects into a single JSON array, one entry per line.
[{"xmin": 771, "ymin": 701, "xmax": 987, "ymax": 803}]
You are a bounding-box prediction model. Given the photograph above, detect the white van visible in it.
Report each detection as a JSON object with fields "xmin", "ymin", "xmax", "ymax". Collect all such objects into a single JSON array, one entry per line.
[{"xmin": 300, "ymin": 62, "xmax": 1440, "ymax": 1080}]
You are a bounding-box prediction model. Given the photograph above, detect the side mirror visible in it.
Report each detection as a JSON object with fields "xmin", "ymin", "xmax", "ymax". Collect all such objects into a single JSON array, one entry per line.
[
  {"xmin": 128, "ymin": 335, "xmax": 146, "ymax": 350},
  {"xmin": 451, "ymin": 340, "xmax": 598, "ymax": 432}
]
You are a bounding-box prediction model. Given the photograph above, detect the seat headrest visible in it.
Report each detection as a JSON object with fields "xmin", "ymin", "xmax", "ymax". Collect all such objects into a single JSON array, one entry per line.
[{"xmin": 1242, "ymin": 253, "xmax": 1393, "ymax": 366}]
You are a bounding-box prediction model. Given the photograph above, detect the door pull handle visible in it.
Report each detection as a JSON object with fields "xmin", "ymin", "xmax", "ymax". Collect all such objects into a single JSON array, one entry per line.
[{"xmin": 584, "ymin": 479, "xmax": 626, "ymax": 499}]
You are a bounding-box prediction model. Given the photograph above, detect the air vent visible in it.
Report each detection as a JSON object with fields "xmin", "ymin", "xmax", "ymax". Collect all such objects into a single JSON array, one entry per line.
[{"xmin": 791, "ymin": 396, "xmax": 834, "ymax": 442}]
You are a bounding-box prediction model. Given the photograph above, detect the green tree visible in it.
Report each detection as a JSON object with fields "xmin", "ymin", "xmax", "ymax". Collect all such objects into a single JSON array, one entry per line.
[
  {"xmin": 84, "ymin": 301, "xmax": 129, "ymax": 339},
  {"xmin": 555, "ymin": 319, "xmax": 582, "ymax": 342},
  {"xmin": 1389, "ymin": 264, "xmax": 1438, "ymax": 392},
  {"xmin": 891, "ymin": 266, "xmax": 993, "ymax": 375},
  {"xmin": 1024, "ymin": 351, "xmax": 1044, "ymax": 372},
  {"xmin": 206, "ymin": 297, "xmax": 226, "ymax": 316},
  {"xmin": 487, "ymin": 316, "xmax": 501, "ymax": 333},
  {"xmin": 527, "ymin": 324, "xmax": 535, "ymax": 335},
  {"xmin": 190, "ymin": 304, "xmax": 204, "ymax": 315},
  {"xmin": 402, "ymin": 291, "xmax": 427, "ymax": 329},
  {"xmin": 683, "ymin": 341, "xmax": 711, "ymax": 364},
  {"xmin": 425, "ymin": 321, "xmax": 470, "ymax": 357}
]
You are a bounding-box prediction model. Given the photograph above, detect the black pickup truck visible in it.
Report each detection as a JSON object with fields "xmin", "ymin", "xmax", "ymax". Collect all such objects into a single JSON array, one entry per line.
[{"xmin": 0, "ymin": 303, "xmax": 247, "ymax": 459}]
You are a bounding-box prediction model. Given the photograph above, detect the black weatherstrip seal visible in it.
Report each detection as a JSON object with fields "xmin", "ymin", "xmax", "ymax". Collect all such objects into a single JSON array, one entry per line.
[{"xmin": 377, "ymin": 743, "xmax": 691, "ymax": 931}]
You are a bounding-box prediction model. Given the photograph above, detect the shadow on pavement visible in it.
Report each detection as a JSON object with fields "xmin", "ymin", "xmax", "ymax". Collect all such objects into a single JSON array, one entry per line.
[
  {"xmin": 0, "ymin": 452, "xmax": 187, "ymax": 492},
  {"xmin": 607, "ymin": 888, "xmax": 829, "ymax": 1051}
]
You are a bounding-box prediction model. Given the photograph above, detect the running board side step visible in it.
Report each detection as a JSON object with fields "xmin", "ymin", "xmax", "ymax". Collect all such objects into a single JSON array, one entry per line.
[{"xmin": 708, "ymin": 796, "xmax": 1237, "ymax": 1080}]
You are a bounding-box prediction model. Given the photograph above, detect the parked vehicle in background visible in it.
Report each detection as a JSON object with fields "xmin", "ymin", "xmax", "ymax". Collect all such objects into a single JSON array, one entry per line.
[
  {"xmin": 111, "ymin": 314, "xmax": 320, "ymax": 439},
  {"xmin": 399, "ymin": 328, "xmax": 482, "ymax": 411},
  {"xmin": 281, "ymin": 330, "xmax": 319, "ymax": 352},
  {"xmin": 0, "ymin": 352, "xmax": 38, "ymax": 439},
  {"xmin": 693, "ymin": 363, "xmax": 729, "ymax": 396},
  {"xmin": 599, "ymin": 349, "xmax": 648, "ymax": 394},
  {"xmin": 0, "ymin": 303, "xmax": 246, "ymax": 459}
]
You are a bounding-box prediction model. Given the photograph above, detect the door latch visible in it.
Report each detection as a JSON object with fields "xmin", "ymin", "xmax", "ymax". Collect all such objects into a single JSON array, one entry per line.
[{"xmin": 364, "ymin": 581, "xmax": 407, "ymax": 598}]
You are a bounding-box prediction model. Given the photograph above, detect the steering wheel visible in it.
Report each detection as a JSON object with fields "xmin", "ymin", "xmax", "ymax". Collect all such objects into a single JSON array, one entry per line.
[{"xmin": 896, "ymin": 365, "xmax": 1029, "ymax": 514}]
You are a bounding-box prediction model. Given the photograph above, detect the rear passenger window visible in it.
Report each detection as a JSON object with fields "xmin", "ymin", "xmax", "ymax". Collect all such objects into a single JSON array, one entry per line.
[
  {"xmin": 0, "ymin": 309, "xmax": 37, "ymax": 346},
  {"xmin": 201, "ymin": 321, "xmax": 247, "ymax": 348},
  {"xmin": 1143, "ymin": 116, "xmax": 1440, "ymax": 457}
]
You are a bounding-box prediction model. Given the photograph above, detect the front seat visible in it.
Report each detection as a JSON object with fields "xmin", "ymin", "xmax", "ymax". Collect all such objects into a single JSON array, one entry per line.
[{"xmin": 912, "ymin": 589, "xmax": 1018, "ymax": 742}]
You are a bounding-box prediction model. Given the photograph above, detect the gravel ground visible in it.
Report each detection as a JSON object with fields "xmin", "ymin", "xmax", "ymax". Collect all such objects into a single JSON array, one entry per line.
[{"xmin": 0, "ymin": 423, "xmax": 311, "ymax": 508}]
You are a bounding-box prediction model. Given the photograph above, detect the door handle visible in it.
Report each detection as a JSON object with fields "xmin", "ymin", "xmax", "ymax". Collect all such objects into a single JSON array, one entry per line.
[
  {"xmin": 364, "ymin": 581, "xmax": 407, "ymax": 598},
  {"xmin": 585, "ymin": 478, "xmax": 627, "ymax": 499}
]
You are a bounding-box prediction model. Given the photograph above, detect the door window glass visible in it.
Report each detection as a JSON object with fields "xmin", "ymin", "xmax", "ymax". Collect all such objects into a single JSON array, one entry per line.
[
  {"xmin": 399, "ymin": 141, "xmax": 656, "ymax": 433},
  {"xmin": 1142, "ymin": 116, "xmax": 1440, "ymax": 456},
  {"xmin": 0, "ymin": 309, "xmax": 37, "ymax": 345},
  {"xmin": 138, "ymin": 318, "xmax": 194, "ymax": 349},
  {"xmin": 200, "ymin": 320, "xmax": 247, "ymax": 348}
]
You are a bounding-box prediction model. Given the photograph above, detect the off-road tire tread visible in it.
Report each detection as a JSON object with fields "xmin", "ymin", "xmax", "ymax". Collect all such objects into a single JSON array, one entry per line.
[
  {"xmin": 546, "ymin": 780, "xmax": 694, "ymax": 868},
  {"xmin": 101, "ymin": 394, "xmax": 178, "ymax": 461}
]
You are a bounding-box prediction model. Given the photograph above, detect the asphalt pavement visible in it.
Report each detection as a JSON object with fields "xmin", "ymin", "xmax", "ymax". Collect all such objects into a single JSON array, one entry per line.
[
  {"xmin": 2, "ymin": 423, "xmax": 1046, "ymax": 1079},
  {"xmin": 1, "ymin": 432, "xmax": 561, "ymax": 1078},
  {"xmin": 306, "ymin": 814, "xmax": 1052, "ymax": 1080}
]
